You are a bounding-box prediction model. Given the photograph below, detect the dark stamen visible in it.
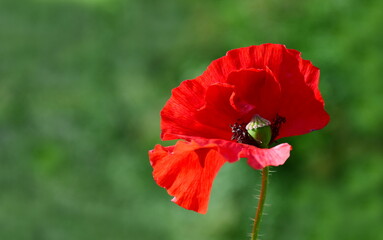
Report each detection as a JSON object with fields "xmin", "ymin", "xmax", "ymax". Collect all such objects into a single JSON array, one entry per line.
[
  {"xmin": 231, "ymin": 114, "xmax": 286, "ymax": 147},
  {"xmin": 231, "ymin": 123, "xmax": 261, "ymax": 147},
  {"xmin": 270, "ymin": 114, "xmax": 286, "ymax": 142}
]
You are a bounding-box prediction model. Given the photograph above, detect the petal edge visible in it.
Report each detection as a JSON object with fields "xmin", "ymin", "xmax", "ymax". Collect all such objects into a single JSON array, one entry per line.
[{"xmin": 149, "ymin": 141, "xmax": 227, "ymax": 214}]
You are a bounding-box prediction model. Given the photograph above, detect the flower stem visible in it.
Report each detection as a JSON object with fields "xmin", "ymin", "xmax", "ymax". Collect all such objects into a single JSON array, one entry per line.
[{"xmin": 251, "ymin": 166, "xmax": 269, "ymax": 240}]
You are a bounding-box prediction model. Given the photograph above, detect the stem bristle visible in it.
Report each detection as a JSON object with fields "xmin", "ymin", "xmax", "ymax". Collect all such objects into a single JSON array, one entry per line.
[{"xmin": 250, "ymin": 167, "xmax": 270, "ymax": 240}]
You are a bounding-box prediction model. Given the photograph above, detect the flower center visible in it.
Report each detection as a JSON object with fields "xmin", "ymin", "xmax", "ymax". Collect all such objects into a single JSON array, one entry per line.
[
  {"xmin": 231, "ymin": 122, "xmax": 260, "ymax": 146},
  {"xmin": 246, "ymin": 115, "xmax": 272, "ymax": 148},
  {"xmin": 231, "ymin": 114, "xmax": 286, "ymax": 148}
]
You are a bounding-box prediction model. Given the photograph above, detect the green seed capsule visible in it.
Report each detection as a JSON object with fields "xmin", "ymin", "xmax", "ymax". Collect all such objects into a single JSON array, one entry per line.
[{"xmin": 246, "ymin": 115, "xmax": 272, "ymax": 148}]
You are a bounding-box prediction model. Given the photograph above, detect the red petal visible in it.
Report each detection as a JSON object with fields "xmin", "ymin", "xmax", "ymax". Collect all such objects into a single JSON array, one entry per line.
[
  {"xmin": 161, "ymin": 80, "xmax": 229, "ymax": 141},
  {"xmin": 194, "ymin": 83, "xmax": 241, "ymax": 140},
  {"xmin": 227, "ymin": 68, "xmax": 281, "ymax": 121},
  {"xmin": 286, "ymin": 48, "xmax": 323, "ymax": 100},
  {"xmin": 274, "ymin": 50, "xmax": 329, "ymax": 138},
  {"xmin": 242, "ymin": 143, "xmax": 292, "ymax": 169},
  {"xmin": 196, "ymin": 44, "xmax": 328, "ymax": 136},
  {"xmin": 162, "ymin": 82, "xmax": 245, "ymax": 142},
  {"xmin": 169, "ymin": 136, "xmax": 292, "ymax": 170},
  {"xmin": 149, "ymin": 141, "xmax": 227, "ymax": 214},
  {"xmin": 162, "ymin": 44, "xmax": 329, "ymax": 141},
  {"xmin": 277, "ymin": 87, "xmax": 330, "ymax": 139},
  {"xmin": 196, "ymin": 44, "xmax": 294, "ymax": 87}
]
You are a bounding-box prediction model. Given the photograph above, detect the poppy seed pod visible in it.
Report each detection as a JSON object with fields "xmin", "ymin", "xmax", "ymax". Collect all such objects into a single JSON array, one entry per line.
[{"xmin": 246, "ymin": 115, "xmax": 272, "ymax": 148}]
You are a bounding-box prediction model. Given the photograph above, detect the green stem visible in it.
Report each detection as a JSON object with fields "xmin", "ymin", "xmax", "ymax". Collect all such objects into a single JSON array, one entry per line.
[{"xmin": 250, "ymin": 166, "xmax": 269, "ymax": 240}]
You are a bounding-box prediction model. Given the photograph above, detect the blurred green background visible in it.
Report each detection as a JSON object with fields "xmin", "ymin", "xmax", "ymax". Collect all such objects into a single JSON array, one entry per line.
[{"xmin": 1, "ymin": 0, "xmax": 382, "ymax": 239}]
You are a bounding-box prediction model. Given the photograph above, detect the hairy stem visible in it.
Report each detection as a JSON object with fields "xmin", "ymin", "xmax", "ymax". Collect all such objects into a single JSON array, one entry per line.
[{"xmin": 251, "ymin": 166, "xmax": 269, "ymax": 240}]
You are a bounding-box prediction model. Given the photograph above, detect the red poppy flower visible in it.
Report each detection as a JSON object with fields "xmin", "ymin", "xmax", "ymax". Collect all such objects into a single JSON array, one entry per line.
[{"xmin": 149, "ymin": 44, "xmax": 329, "ymax": 214}]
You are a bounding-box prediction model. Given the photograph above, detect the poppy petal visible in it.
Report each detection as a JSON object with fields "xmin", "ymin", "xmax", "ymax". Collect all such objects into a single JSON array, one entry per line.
[
  {"xmin": 271, "ymin": 48, "xmax": 330, "ymax": 138},
  {"xmin": 161, "ymin": 79, "xmax": 229, "ymax": 141},
  {"xmin": 242, "ymin": 143, "xmax": 292, "ymax": 169},
  {"xmin": 149, "ymin": 141, "xmax": 227, "ymax": 214},
  {"xmin": 193, "ymin": 44, "xmax": 329, "ymax": 138},
  {"xmin": 227, "ymin": 68, "xmax": 281, "ymax": 121},
  {"xmin": 167, "ymin": 135, "xmax": 292, "ymax": 170},
  {"xmin": 286, "ymin": 48, "xmax": 323, "ymax": 100},
  {"xmin": 162, "ymin": 44, "xmax": 329, "ymax": 141},
  {"xmin": 194, "ymin": 83, "xmax": 242, "ymax": 140},
  {"xmin": 196, "ymin": 44, "xmax": 296, "ymax": 87},
  {"xmin": 277, "ymin": 85, "xmax": 330, "ymax": 139}
]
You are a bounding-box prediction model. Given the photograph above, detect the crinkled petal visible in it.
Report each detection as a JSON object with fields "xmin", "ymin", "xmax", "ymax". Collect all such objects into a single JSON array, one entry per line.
[
  {"xmin": 192, "ymin": 44, "xmax": 329, "ymax": 138},
  {"xmin": 273, "ymin": 48, "xmax": 330, "ymax": 138},
  {"xmin": 227, "ymin": 68, "xmax": 281, "ymax": 121},
  {"xmin": 194, "ymin": 83, "xmax": 242, "ymax": 140},
  {"xmin": 149, "ymin": 141, "xmax": 227, "ymax": 214},
  {"xmin": 277, "ymin": 85, "xmax": 330, "ymax": 139},
  {"xmin": 162, "ymin": 43, "xmax": 329, "ymax": 141},
  {"xmin": 286, "ymin": 48, "xmax": 324, "ymax": 101},
  {"xmin": 168, "ymin": 135, "xmax": 292, "ymax": 170},
  {"xmin": 195, "ymin": 44, "xmax": 296, "ymax": 87},
  {"xmin": 242, "ymin": 143, "xmax": 292, "ymax": 169},
  {"xmin": 161, "ymin": 80, "xmax": 230, "ymax": 141}
]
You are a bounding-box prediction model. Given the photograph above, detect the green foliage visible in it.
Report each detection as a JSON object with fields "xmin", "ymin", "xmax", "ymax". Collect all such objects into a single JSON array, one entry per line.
[{"xmin": 1, "ymin": 0, "xmax": 382, "ymax": 239}]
